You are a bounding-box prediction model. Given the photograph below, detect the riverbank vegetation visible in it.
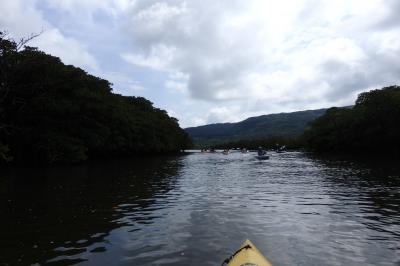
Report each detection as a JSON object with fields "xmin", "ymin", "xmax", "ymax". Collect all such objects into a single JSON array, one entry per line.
[
  {"xmin": 0, "ymin": 32, "xmax": 191, "ymax": 164},
  {"xmin": 185, "ymin": 109, "xmax": 326, "ymax": 148},
  {"xmin": 194, "ymin": 86, "xmax": 400, "ymax": 156},
  {"xmin": 303, "ymin": 86, "xmax": 400, "ymax": 155}
]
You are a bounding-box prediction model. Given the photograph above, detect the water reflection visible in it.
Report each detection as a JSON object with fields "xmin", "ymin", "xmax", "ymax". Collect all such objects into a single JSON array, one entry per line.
[
  {"xmin": 308, "ymin": 154, "xmax": 400, "ymax": 254},
  {"xmin": 0, "ymin": 152, "xmax": 399, "ymax": 265},
  {"xmin": 0, "ymin": 157, "xmax": 183, "ymax": 265}
]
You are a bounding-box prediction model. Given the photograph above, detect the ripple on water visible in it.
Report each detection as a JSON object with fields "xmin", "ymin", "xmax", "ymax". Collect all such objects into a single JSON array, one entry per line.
[{"xmin": 0, "ymin": 152, "xmax": 399, "ymax": 265}]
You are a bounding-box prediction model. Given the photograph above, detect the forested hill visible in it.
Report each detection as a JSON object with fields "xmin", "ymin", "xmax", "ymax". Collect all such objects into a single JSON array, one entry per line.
[
  {"xmin": 304, "ymin": 85, "xmax": 400, "ymax": 155},
  {"xmin": 0, "ymin": 32, "xmax": 191, "ymax": 164},
  {"xmin": 185, "ymin": 108, "xmax": 327, "ymax": 146}
]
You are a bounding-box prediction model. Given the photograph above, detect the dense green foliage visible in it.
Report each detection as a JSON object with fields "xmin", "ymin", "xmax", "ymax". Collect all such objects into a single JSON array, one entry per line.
[
  {"xmin": 0, "ymin": 32, "xmax": 191, "ymax": 164},
  {"xmin": 185, "ymin": 109, "xmax": 326, "ymax": 148},
  {"xmin": 304, "ymin": 86, "xmax": 400, "ymax": 155}
]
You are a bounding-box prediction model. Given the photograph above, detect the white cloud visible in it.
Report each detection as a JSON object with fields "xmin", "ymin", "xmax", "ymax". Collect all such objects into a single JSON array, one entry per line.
[
  {"xmin": 130, "ymin": 84, "xmax": 145, "ymax": 92},
  {"xmin": 97, "ymin": 71, "xmax": 146, "ymax": 95},
  {"xmin": 121, "ymin": 44, "xmax": 176, "ymax": 71},
  {"xmin": 31, "ymin": 29, "xmax": 98, "ymax": 70},
  {"xmin": 164, "ymin": 71, "xmax": 188, "ymax": 93},
  {"xmin": 43, "ymin": 0, "xmax": 134, "ymax": 18},
  {"xmin": 120, "ymin": 0, "xmax": 400, "ymax": 126},
  {"xmin": 0, "ymin": 0, "xmax": 47, "ymax": 37},
  {"xmin": 0, "ymin": 0, "xmax": 99, "ymax": 71},
  {"xmin": 165, "ymin": 80, "xmax": 186, "ymax": 93},
  {"xmin": 206, "ymin": 107, "xmax": 240, "ymax": 124},
  {"xmin": 2, "ymin": 0, "xmax": 400, "ymax": 127}
]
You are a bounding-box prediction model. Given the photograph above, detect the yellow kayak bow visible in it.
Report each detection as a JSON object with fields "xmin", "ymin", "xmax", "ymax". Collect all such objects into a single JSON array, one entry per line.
[{"xmin": 223, "ymin": 239, "xmax": 272, "ymax": 266}]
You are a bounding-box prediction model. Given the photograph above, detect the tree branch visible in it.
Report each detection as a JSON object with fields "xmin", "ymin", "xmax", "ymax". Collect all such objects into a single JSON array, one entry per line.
[{"xmin": 16, "ymin": 30, "xmax": 44, "ymax": 51}]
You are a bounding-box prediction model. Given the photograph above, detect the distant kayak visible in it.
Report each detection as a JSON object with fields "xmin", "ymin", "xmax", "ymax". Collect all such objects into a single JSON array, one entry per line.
[
  {"xmin": 223, "ymin": 239, "xmax": 272, "ymax": 266},
  {"xmin": 255, "ymin": 155, "xmax": 269, "ymax": 160},
  {"xmin": 222, "ymin": 150, "xmax": 230, "ymax": 155}
]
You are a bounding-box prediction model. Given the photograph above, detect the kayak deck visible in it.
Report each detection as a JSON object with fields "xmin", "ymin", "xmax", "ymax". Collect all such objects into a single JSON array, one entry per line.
[{"xmin": 224, "ymin": 239, "xmax": 272, "ymax": 266}]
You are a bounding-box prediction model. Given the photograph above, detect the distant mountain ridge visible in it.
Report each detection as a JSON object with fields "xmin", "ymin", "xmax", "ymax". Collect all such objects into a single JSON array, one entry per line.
[{"xmin": 185, "ymin": 108, "xmax": 327, "ymax": 146}]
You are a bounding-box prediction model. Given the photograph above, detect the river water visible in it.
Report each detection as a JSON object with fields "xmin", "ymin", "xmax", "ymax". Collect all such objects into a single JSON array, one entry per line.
[{"xmin": 0, "ymin": 151, "xmax": 399, "ymax": 265}]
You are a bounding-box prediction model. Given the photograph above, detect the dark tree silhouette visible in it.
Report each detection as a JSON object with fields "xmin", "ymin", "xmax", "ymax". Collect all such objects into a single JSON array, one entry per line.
[
  {"xmin": 303, "ymin": 86, "xmax": 400, "ymax": 155},
  {"xmin": 0, "ymin": 32, "xmax": 191, "ymax": 164}
]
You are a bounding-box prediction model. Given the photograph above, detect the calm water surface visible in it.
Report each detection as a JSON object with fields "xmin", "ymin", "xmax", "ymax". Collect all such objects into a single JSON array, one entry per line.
[{"xmin": 0, "ymin": 151, "xmax": 399, "ymax": 265}]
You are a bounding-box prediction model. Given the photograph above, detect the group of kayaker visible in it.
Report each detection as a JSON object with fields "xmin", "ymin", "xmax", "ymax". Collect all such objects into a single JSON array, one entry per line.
[
  {"xmin": 200, "ymin": 148, "xmax": 216, "ymax": 153},
  {"xmin": 201, "ymin": 148, "xmax": 249, "ymax": 154},
  {"xmin": 201, "ymin": 145, "xmax": 285, "ymax": 155},
  {"xmin": 200, "ymin": 146, "xmax": 278, "ymax": 160}
]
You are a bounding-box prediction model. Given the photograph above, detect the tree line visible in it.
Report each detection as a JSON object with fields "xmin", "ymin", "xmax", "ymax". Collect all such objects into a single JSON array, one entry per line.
[
  {"xmin": 0, "ymin": 31, "xmax": 191, "ymax": 164},
  {"xmin": 303, "ymin": 85, "xmax": 400, "ymax": 155},
  {"xmin": 205, "ymin": 86, "xmax": 400, "ymax": 156}
]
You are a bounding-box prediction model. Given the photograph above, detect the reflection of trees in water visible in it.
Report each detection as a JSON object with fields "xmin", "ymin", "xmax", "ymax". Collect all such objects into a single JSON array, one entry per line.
[
  {"xmin": 0, "ymin": 156, "xmax": 183, "ymax": 265},
  {"xmin": 307, "ymin": 153, "xmax": 400, "ymax": 238}
]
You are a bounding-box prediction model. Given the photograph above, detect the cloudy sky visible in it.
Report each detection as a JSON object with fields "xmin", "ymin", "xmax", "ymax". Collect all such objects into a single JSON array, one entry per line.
[{"xmin": 1, "ymin": 0, "xmax": 399, "ymax": 127}]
